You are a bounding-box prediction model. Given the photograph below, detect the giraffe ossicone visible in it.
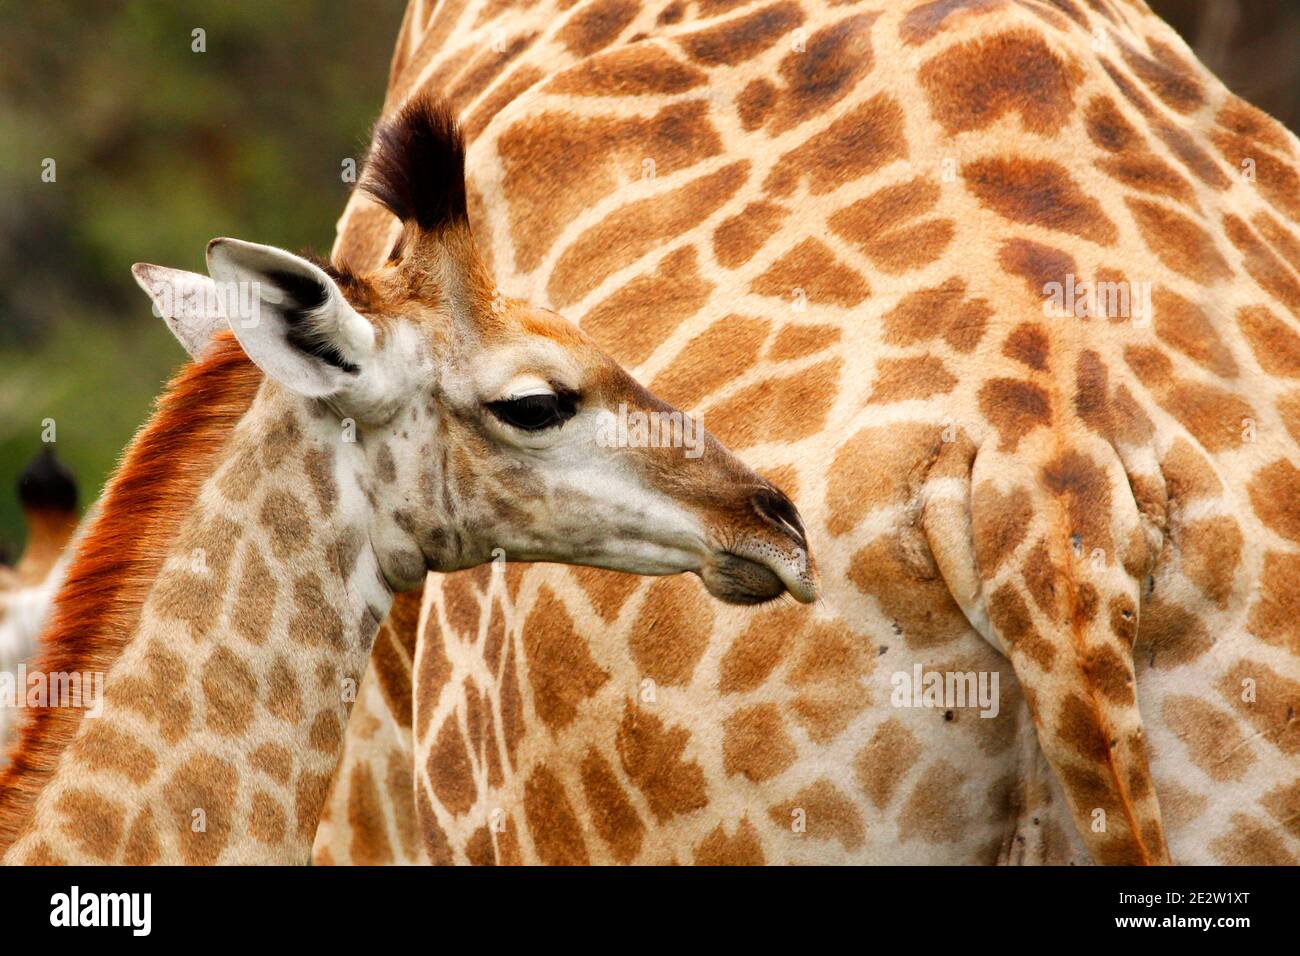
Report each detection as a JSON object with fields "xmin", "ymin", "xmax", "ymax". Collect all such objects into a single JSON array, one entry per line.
[{"xmin": 0, "ymin": 95, "xmax": 813, "ymax": 865}]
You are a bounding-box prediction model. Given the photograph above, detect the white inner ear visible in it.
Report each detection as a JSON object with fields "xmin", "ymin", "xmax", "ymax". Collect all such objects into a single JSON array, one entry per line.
[
  {"xmin": 131, "ymin": 263, "xmax": 227, "ymax": 359},
  {"xmin": 205, "ymin": 238, "xmax": 375, "ymax": 399}
]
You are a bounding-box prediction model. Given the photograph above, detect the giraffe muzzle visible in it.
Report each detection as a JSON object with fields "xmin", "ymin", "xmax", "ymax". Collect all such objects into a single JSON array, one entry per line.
[{"xmin": 700, "ymin": 486, "xmax": 818, "ymax": 605}]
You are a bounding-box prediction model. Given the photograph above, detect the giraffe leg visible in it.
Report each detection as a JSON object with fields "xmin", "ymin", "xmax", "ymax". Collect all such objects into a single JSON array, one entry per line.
[{"xmin": 927, "ymin": 436, "xmax": 1169, "ymax": 865}]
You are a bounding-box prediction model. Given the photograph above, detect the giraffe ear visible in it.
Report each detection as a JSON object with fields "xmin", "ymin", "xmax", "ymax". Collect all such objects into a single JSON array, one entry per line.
[
  {"xmin": 131, "ymin": 263, "xmax": 227, "ymax": 359},
  {"xmin": 205, "ymin": 238, "xmax": 376, "ymax": 399}
]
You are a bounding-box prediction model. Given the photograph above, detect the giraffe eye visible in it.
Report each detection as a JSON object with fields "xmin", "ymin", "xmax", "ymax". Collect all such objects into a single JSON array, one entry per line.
[{"xmin": 486, "ymin": 390, "xmax": 578, "ymax": 431}]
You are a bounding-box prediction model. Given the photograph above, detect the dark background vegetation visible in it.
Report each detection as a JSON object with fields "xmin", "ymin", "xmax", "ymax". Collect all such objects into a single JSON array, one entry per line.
[
  {"xmin": 0, "ymin": 1, "xmax": 405, "ymax": 556},
  {"xmin": 0, "ymin": 0, "xmax": 1297, "ymax": 555}
]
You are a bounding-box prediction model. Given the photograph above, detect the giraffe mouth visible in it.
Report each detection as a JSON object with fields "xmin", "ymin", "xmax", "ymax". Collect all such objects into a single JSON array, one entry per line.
[
  {"xmin": 700, "ymin": 548, "xmax": 818, "ymax": 605},
  {"xmin": 695, "ymin": 485, "xmax": 818, "ymax": 604}
]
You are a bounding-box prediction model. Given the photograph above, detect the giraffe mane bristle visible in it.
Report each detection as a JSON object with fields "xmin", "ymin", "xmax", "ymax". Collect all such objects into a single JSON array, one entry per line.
[
  {"xmin": 360, "ymin": 92, "xmax": 468, "ymax": 235},
  {"xmin": 0, "ymin": 332, "xmax": 262, "ymax": 854}
]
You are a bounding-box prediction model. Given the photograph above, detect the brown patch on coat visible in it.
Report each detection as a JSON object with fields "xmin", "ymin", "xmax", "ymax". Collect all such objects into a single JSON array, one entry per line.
[
  {"xmin": 55, "ymin": 788, "xmax": 124, "ymax": 862},
  {"xmin": 1247, "ymin": 551, "xmax": 1300, "ymax": 655},
  {"xmin": 231, "ymin": 544, "xmax": 276, "ymax": 646},
  {"xmin": 706, "ymin": 358, "xmax": 842, "ymax": 450},
  {"xmin": 853, "ymin": 718, "xmax": 923, "ymax": 809},
  {"xmin": 677, "ymin": 1, "xmax": 804, "ymax": 65},
  {"xmin": 919, "ymin": 28, "xmax": 1083, "ymax": 135},
  {"xmin": 723, "ymin": 703, "xmax": 797, "ymax": 782},
  {"xmin": 426, "ymin": 718, "xmax": 477, "ymax": 816},
  {"xmin": 900, "ymin": 0, "xmax": 1008, "ymax": 45},
  {"xmin": 693, "ymin": 818, "xmax": 765, "ymax": 865},
  {"xmin": 122, "ymin": 808, "xmax": 159, "ymax": 865},
  {"xmin": 1003, "ymin": 324, "xmax": 1050, "ymax": 371},
  {"xmin": 1160, "ymin": 438, "xmax": 1223, "ymax": 501},
  {"xmin": 1153, "ymin": 288, "xmax": 1238, "ymax": 377},
  {"xmin": 579, "ymin": 749, "xmax": 644, "ymax": 864},
  {"xmin": 979, "ymin": 379, "xmax": 1052, "ymax": 452},
  {"xmin": 848, "ymin": 533, "xmax": 970, "ymax": 647},
  {"xmin": 988, "ymin": 584, "xmax": 1057, "ymax": 671},
  {"xmin": 1178, "ymin": 516, "xmax": 1242, "ymax": 608},
  {"xmin": 1162, "ymin": 695, "xmax": 1254, "ymax": 782},
  {"xmin": 829, "ymin": 178, "xmax": 954, "ymax": 274},
  {"xmin": 522, "ymin": 764, "xmax": 590, "ymax": 865},
  {"xmin": 712, "ymin": 202, "xmax": 787, "ymax": 270},
  {"xmin": 1041, "ymin": 449, "xmax": 1114, "ymax": 555},
  {"xmin": 998, "ymin": 237, "xmax": 1076, "ymax": 299},
  {"xmin": 963, "ymin": 157, "xmax": 1117, "ymax": 244},
  {"xmin": 616, "ymin": 701, "xmax": 709, "ymax": 821},
  {"xmin": 1022, "ymin": 538, "xmax": 1059, "ymax": 620},
  {"xmin": 868, "ymin": 356, "xmax": 958, "ymax": 404},
  {"xmin": 249, "ymin": 743, "xmax": 292, "ymax": 785},
  {"xmin": 557, "ymin": 0, "xmax": 639, "ymax": 56},
  {"xmin": 1139, "ymin": 598, "xmax": 1212, "ymax": 667},
  {"xmin": 581, "ymin": 246, "xmax": 715, "ymax": 366},
  {"xmin": 1224, "ymin": 213, "xmax": 1300, "ymax": 315},
  {"xmin": 1118, "ymin": 37, "xmax": 1204, "ymax": 114},
  {"xmin": 769, "ymin": 323, "xmax": 841, "ymax": 361},
  {"xmin": 824, "ymin": 423, "xmax": 943, "ymax": 537},
  {"xmin": 764, "ymin": 94, "xmax": 907, "ymax": 198},
  {"xmin": 1238, "ymin": 305, "xmax": 1300, "ymax": 376},
  {"xmin": 165, "ymin": 752, "xmax": 237, "ymax": 865},
  {"xmin": 737, "ymin": 78, "xmax": 777, "ymax": 130},
  {"xmin": 1209, "ymin": 814, "xmax": 1297, "ymax": 865},
  {"xmin": 719, "ymin": 606, "xmax": 801, "ymax": 694},
  {"xmin": 880, "ymin": 276, "xmax": 992, "ymax": 352},
  {"xmin": 545, "ymin": 45, "xmax": 707, "ymax": 97},
  {"xmin": 766, "ymin": 12, "xmax": 880, "ymax": 134},
  {"xmin": 1249, "ymin": 459, "xmax": 1300, "ymax": 544},
  {"xmin": 521, "ymin": 586, "xmax": 610, "ymax": 731},
  {"xmin": 972, "ymin": 483, "xmax": 1033, "ymax": 575},
  {"xmin": 650, "ymin": 314, "xmax": 769, "ymax": 408},
  {"xmin": 202, "ymin": 647, "xmax": 259, "ymax": 737},
  {"xmin": 751, "ymin": 238, "xmax": 870, "ymax": 306},
  {"xmin": 248, "ymin": 791, "xmax": 286, "ymax": 848},
  {"xmin": 1127, "ymin": 199, "xmax": 1232, "ymax": 282},
  {"xmin": 898, "ymin": 760, "xmax": 970, "ymax": 843},
  {"xmin": 628, "ymin": 576, "xmax": 714, "ymax": 686},
  {"xmin": 769, "ymin": 780, "xmax": 866, "ymax": 850}
]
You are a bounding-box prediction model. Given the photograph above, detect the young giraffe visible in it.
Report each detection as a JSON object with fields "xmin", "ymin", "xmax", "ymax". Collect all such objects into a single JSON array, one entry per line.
[
  {"xmin": 0, "ymin": 99, "xmax": 813, "ymax": 864},
  {"xmin": 0, "ymin": 451, "xmax": 80, "ymax": 766},
  {"xmin": 317, "ymin": 0, "xmax": 1300, "ymax": 865},
  {"xmin": 1, "ymin": 286, "xmax": 224, "ymax": 768}
]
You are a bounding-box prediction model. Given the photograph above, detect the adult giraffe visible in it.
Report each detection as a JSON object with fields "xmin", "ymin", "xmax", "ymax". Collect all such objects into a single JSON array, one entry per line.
[
  {"xmin": 316, "ymin": 0, "xmax": 1300, "ymax": 865},
  {"xmin": 0, "ymin": 99, "xmax": 812, "ymax": 863}
]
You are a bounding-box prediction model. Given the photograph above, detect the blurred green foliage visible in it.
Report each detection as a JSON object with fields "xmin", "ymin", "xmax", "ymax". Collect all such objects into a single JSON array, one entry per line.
[{"xmin": 0, "ymin": 0, "xmax": 405, "ymax": 555}]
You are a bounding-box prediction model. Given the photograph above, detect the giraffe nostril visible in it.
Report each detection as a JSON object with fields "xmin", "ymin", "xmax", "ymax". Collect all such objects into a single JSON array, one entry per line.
[{"xmin": 751, "ymin": 487, "xmax": 807, "ymax": 551}]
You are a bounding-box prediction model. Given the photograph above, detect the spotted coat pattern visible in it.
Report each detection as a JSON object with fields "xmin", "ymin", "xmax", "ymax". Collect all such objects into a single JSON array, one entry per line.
[{"xmin": 316, "ymin": 0, "xmax": 1300, "ymax": 865}]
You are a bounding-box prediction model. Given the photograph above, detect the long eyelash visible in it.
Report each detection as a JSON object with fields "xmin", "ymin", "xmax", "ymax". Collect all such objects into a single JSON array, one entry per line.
[{"xmin": 486, "ymin": 390, "xmax": 579, "ymax": 431}]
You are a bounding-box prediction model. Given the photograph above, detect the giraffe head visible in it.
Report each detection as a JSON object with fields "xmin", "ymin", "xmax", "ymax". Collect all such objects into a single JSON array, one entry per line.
[{"xmin": 133, "ymin": 94, "xmax": 816, "ymax": 606}]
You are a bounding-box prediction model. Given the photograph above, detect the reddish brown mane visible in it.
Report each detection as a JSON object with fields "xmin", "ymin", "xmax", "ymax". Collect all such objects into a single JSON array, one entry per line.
[{"xmin": 0, "ymin": 332, "xmax": 261, "ymax": 852}]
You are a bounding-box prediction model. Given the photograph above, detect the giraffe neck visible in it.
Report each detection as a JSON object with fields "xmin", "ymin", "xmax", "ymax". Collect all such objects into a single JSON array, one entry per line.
[
  {"xmin": 13, "ymin": 507, "xmax": 78, "ymax": 587},
  {"xmin": 1, "ymin": 343, "xmax": 398, "ymax": 864}
]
